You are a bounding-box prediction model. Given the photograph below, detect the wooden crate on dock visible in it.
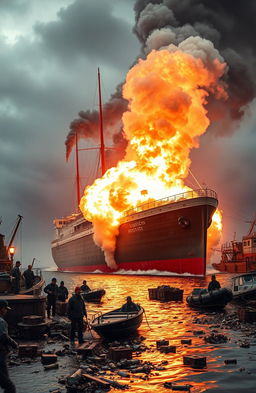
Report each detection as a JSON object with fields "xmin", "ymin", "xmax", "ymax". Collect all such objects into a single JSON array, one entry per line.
[
  {"xmin": 18, "ymin": 344, "xmax": 38, "ymax": 358},
  {"xmin": 41, "ymin": 353, "xmax": 57, "ymax": 365},
  {"xmin": 56, "ymin": 301, "xmax": 67, "ymax": 316},
  {"xmin": 109, "ymin": 347, "xmax": 132, "ymax": 361},
  {"xmin": 238, "ymin": 308, "xmax": 256, "ymax": 323}
]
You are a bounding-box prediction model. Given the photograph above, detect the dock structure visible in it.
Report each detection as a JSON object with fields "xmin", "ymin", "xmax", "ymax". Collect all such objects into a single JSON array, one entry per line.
[{"xmin": 0, "ymin": 294, "xmax": 46, "ymax": 326}]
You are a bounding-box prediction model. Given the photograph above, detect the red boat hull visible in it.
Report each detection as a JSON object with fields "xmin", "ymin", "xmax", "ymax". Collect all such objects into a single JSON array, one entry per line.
[{"xmin": 57, "ymin": 257, "xmax": 204, "ymax": 275}]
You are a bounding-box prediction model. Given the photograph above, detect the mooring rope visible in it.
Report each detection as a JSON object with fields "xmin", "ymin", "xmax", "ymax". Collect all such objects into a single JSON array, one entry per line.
[{"xmin": 143, "ymin": 308, "xmax": 152, "ymax": 330}]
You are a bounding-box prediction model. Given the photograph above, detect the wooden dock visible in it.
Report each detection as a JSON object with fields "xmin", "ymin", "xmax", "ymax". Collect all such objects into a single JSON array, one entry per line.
[{"xmin": 0, "ymin": 294, "xmax": 46, "ymax": 326}]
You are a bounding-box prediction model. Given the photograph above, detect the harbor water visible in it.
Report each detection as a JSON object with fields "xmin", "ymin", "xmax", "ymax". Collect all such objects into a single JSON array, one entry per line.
[{"xmin": 10, "ymin": 271, "xmax": 256, "ymax": 393}]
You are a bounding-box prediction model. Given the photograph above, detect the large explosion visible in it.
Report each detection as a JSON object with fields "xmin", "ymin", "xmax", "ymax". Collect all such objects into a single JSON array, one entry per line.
[{"xmin": 80, "ymin": 40, "xmax": 226, "ymax": 267}]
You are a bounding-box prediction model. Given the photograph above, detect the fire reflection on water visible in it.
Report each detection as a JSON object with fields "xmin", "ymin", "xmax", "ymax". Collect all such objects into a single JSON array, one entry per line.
[{"xmin": 12, "ymin": 272, "xmax": 256, "ymax": 392}]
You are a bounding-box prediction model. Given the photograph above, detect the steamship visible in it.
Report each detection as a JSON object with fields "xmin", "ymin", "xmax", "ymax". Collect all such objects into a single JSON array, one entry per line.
[
  {"xmin": 51, "ymin": 70, "xmax": 218, "ymax": 276},
  {"xmin": 52, "ymin": 188, "xmax": 218, "ymax": 275}
]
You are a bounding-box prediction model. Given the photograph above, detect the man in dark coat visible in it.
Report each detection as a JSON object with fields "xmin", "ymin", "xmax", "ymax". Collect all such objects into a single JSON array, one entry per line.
[
  {"xmin": 0, "ymin": 300, "xmax": 18, "ymax": 393},
  {"xmin": 208, "ymin": 275, "xmax": 221, "ymax": 291},
  {"xmin": 11, "ymin": 261, "xmax": 21, "ymax": 293},
  {"xmin": 44, "ymin": 278, "xmax": 58, "ymax": 318},
  {"xmin": 22, "ymin": 265, "xmax": 35, "ymax": 289},
  {"xmin": 67, "ymin": 286, "xmax": 87, "ymax": 344},
  {"xmin": 57, "ymin": 281, "xmax": 69, "ymax": 302},
  {"xmin": 80, "ymin": 280, "xmax": 91, "ymax": 293},
  {"xmin": 121, "ymin": 296, "xmax": 139, "ymax": 312}
]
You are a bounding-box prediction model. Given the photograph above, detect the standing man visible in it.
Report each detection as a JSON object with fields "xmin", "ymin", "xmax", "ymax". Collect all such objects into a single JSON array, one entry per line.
[
  {"xmin": 11, "ymin": 261, "xmax": 21, "ymax": 293},
  {"xmin": 208, "ymin": 274, "xmax": 221, "ymax": 291},
  {"xmin": 44, "ymin": 278, "xmax": 58, "ymax": 318},
  {"xmin": 67, "ymin": 286, "xmax": 87, "ymax": 344},
  {"xmin": 22, "ymin": 265, "xmax": 35, "ymax": 289},
  {"xmin": 0, "ymin": 300, "xmax": 18, "ymax": 393},
  {"xmin": 57, "ymin": 281, "xmax": 69, "ymax": 302}
]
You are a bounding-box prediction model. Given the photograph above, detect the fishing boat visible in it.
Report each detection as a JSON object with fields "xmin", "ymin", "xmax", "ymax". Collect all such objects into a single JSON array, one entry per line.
[
  {"xmin": 51, "ymin": 70, "xmax": 218, "ymax": 276},
  {"xmin": 90, "ymin": 306, "xmax": 144, "ymax": 338},
  {"xmin": 213, "ymin": 218, "xmax": 256, "ymax": 273},
  {"xmin": 82, "ymin": 288, "xmax": 106, "ymax": 302},
  {"xmin": 230, "ymin": 272, "xmax": 256, "ymax": 302},
  {"xmin": 186, "ymin": 287, "xmax": 233, "ymax": 309}
]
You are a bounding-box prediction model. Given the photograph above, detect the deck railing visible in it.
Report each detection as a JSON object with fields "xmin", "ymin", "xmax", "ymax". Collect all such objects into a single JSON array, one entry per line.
[{"xmin": 122, "ymin": 188, "xmax": 217, "ymax": 218}]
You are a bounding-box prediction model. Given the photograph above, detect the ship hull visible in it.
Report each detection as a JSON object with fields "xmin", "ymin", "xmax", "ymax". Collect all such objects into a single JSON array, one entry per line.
[
  {"xmin": 213, "ymin": 260, "xmax": 256, "ymax": 274},
  {"xmin": 52, "ymin": 195, "xmax": 217, "ymax": 276}
]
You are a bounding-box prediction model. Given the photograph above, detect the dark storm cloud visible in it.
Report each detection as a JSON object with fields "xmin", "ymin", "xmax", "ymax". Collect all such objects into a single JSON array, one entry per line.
[{"xmin": 34, "ymin": 0, "xmax": 139, "ymax": 68}]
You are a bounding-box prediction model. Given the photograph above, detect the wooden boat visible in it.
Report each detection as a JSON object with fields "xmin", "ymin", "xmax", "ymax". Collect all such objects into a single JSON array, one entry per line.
[
  {"xmin": 91, "ymin": 306, "xmax": 144, "ymax": 338},
  {"xmin": 0, "ymin": 269, "xmax": 44, "ymax": 296},
  {"xmin": 186, "ymin": 287, "xmax": 233, "ymax": 309},
  {"xmin": 231, "ymin": 272, "xmax": 256, "ymax": 302},
  {"xmin": 82, "ymin": 288, "xmax": 105, "ymax": 302}
]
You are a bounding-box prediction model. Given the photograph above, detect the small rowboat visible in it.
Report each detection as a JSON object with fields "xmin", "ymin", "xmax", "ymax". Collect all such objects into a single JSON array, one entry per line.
[
  {"xmin": 91, "ymin": 306, "xmax": 144, "ymax": 338},
  {"xmin": 82, "ymin": 289, "xmax": 106, "ymax": 302},
  {"xmin": 186, "ymin": 287, "xmax": 233, "ymax": 309}
]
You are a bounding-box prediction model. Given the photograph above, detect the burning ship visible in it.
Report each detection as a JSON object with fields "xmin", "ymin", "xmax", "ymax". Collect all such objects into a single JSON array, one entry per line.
[
  {"xmin": 51, "ymin": 49, "xmax": 224, "ymax": 276},
  {"xmin": 51, "ymin": 16, "xmax": 228, "ymax": 276},
  {"xmin": 52, "ymin": 188, "xmax": 218, "ymax": 275}
]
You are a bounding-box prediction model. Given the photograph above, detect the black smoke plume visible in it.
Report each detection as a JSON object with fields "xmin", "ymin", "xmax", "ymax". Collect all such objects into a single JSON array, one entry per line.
[{"xmin": 66, "ymin": 0, "xmax": 256, "ymax": 160}]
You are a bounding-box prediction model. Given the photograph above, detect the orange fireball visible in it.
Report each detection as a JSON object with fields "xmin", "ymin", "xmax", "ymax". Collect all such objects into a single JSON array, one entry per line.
[{"xmin": 80, "ymin": 46, "xmax": 226, "ymax": 267}]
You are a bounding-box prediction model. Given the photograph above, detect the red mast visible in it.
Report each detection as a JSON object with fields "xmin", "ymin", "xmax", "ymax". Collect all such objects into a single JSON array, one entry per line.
[
  {"xmin": 75, "ymin": 131, "xmax": 81, "ymax": 208},
  {"xmin": 98, "ymin": 68, "xmax": 106, "ymax": 176}
]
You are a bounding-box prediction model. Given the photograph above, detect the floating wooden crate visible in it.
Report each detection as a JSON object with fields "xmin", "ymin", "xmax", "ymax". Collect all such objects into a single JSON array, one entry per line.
[
  {"xmin": 109, "ymin": 347, "xmax": 132, "ymax": 361},
  {"xmin": 148, "ymin": 286, "xmax": 183, "ymax": 302},
  {"xmin": 181, "ymin": 339, "xmax": 192, "ymax": 345},
  {"xmin": 224, "ymin": 359, "xmax": 237, "ymax": 365},
  {"xmin": 183, "ymin": 355, "xmax": 207, "ymax": 369},
  {"xmin": 159, "ymin": 345, "xmax": 176, "ymax": 354},
  {"xmin": 156, "ymin": 339, "xmax": 169, "ymax": 349}
]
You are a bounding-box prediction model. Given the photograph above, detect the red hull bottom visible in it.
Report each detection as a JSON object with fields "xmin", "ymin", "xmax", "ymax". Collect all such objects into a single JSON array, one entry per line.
[
  {"xmin": 213, "ymin": 260, "xmax": 256, "ymax": 274},
  {"xmin": 57, "ymin": 257, "xmax": 204, "ymax": 276}
]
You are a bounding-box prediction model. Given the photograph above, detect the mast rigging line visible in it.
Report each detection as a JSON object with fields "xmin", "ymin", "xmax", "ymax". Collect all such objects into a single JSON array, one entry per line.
[{"xmin": 188, "ymin": 168, "xmax": 202, "ymax": 190}]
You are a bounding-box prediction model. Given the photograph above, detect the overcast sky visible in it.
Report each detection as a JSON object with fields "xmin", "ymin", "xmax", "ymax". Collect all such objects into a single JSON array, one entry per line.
[{"xmin": 0, "ymin": 0, "xmax": 255, "ymax": 268}]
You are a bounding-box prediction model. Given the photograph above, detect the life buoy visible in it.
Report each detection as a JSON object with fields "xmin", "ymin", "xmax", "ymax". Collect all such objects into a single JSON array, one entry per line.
[{"xmin": 178, "ymin": 216, "xmax": 190, "ymax": 229}]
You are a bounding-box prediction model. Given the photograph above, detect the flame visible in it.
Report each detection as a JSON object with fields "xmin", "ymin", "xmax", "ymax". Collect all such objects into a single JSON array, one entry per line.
[
  {"xmin": 207, "ymin": 209, "xmax": 223, "ymax": 261},
  {"xmin": 80, "ymin": 46, "xmax": 227, "ymax": 268}
]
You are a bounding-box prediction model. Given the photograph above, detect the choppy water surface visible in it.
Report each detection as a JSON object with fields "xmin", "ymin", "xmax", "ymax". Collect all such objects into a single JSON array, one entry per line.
[{"xmin": 10, "ymin": 272, "xmax": 256, "ymax": 393}]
